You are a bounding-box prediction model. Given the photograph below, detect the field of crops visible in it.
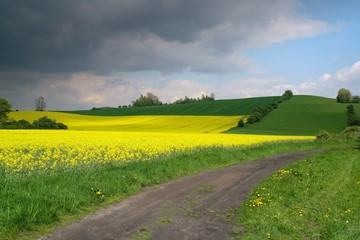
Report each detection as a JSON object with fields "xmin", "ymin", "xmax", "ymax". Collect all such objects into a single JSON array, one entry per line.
[
  {"xmin": 0, "ymin": 130, "xmax": 313, "ymax": 172},
  {"xmin": 1, "ymin": 111, "xmax": 315, "ymax": 173},
  {"xmin": 9, "ymin": 111, "xmax": 241, "ymax": 133}
]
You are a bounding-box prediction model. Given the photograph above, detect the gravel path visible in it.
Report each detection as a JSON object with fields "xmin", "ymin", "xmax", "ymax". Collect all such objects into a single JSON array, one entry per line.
[{"xmin": 41, "ymin": 149, "xmax": 323, "ymax": 240}]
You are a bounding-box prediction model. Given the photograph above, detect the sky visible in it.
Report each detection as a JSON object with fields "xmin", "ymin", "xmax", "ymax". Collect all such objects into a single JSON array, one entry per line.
[{"xmin": 1, "ymin": 0, "xmax": 360, "ymax": 110}]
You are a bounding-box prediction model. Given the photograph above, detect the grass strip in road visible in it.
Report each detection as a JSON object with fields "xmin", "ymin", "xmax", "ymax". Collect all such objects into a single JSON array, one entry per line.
[
  {"xmin": 0, "ymin": 140, "xmax": 330, "ymax": 240},
  {"xmin": 234, "ymin": 147, "xmax": 360, "ymax": 240}
]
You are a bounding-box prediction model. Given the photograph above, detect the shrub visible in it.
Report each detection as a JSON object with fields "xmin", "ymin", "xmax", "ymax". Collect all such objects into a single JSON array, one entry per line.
[
  {"xmin": 15, "ymin": 119, "xmax": 33, "ymax": 129},
  {"xmin": 352, "ymin": 96, "xmax": 359, "ymax": 103},
  {"xmin": 0, "ymin": 116, "xmax": 68, "ymax": 130},
  {"xmin": 238, "ymin": 119, "xmax": 245, "ymax": 127},
  {"xmin": 246, "ymin": 98, "xmax": 281, "ymax": 125},
  {"xmin": 342, "ymin": 126, "xmax": 360, "ymax": 134},
  {"xmin": 347, "ymin": 104, "xmax": 360, "ymax": 126},
  {"xmin": 337, "ymin": 88, "xmax": 352, "ymax": 103},
  {"xmin": 316, "ymin": 130, "xmax": 331, "ymax": 141},
  {"xmin": 337, "ymin": 127, "xmax": 360, "ymax": 141},
  {"xmin": 32, "ymin": 116, "xmax": 68, "ymax": 129},
  {"xmin": 282, "ymin": 90, "xmax": 293, "ymax": 100}
]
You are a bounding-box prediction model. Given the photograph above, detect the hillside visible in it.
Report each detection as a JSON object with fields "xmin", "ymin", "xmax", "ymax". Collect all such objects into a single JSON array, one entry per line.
[
  {"xmin": 10, "ymin": 95, "xmax": 359, "ymax": 136},
  {"xmin": 64, "ymin": 96, "xmax": 281, "ymax": 116},
  {"xmin": 8, "ymin": 111, "xmax": 242, "ymax": 133},
  {"xmin": 227, "ymin": 95, "xmax": 360, "ymax": 136}
]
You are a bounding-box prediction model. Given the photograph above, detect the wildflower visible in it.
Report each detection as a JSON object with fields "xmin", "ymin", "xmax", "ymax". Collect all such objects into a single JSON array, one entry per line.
[{"xmin": 299, "ymin": 210, "xmax": 303, "ymax": 217}]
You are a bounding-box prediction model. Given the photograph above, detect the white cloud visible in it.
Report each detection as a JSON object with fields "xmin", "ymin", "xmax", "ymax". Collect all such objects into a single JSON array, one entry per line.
[
  {"xmin": 335, "ymin": 60, "xmax": 360, "ymax": 82},
  {"xmin": 301, "ymin": 60, "xmax": 360, "ymax": 98},
  {"xmin": 319, "ymin": 73, "xmax": 331, "ymax": 82}
]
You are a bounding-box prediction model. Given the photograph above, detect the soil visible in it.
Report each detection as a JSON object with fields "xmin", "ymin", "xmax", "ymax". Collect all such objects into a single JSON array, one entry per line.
[{"xmin": 40, "ymin": 149, "xmax": 323, "ymax": 240}]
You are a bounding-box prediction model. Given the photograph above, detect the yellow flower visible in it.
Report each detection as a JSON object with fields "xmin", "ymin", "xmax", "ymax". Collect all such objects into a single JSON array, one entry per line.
[{"xmin": 0, "ymin": 127, "xmax": 313, "ymax": 172}]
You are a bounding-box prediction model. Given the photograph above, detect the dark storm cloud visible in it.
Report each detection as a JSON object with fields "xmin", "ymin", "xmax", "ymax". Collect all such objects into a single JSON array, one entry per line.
[
  {"xmin": 0, "ymin": 0, "xmax": 299, "ymax": 74},
  {"xmin": 0, "ymin": 0, "xmax": 335, "ymax": 110}
]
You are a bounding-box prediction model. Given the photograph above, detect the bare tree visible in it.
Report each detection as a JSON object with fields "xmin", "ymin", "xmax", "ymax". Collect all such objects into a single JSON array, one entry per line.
[{"xmin": 35, "ymin": 96, "xmax": 46, "ymax": 111}]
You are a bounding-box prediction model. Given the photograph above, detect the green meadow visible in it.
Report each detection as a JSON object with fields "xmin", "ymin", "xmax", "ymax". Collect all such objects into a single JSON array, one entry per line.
[
  {"xmin": 233, "ymin": 147, "xmax": 359, "ymax": 239},
  {"xmin": 228, "ymin": 95, "xmax": 360, "ymax": 135}
]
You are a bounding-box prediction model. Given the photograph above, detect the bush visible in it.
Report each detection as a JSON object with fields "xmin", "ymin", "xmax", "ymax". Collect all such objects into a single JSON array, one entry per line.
[
  {"xmin": 0, "ymin": 119, "xmax": 32, "ymax": 129},
  {"xmin": 32, "ymin": 116, "xmax": 68, "ymax": 129},
  {"xmin": 342, "ymin": 126, "xmax": 360, "ymax": 134},
  {"xmin": 246, "ymin": 99, "xmax": 282, "ymax": 125},
  {"xmin": 337, "ymin": 88, "xmax": 352, "ymax": 103},
  {"xmin": 317, "ymin": 127, "xmax": 360, "ymax": 142},
  {"xmin": 352, "ymin": 96, "xmax": 359, "ymax": 103},
  {"xmin": 282, "ymin": 90, "xmax": 293, "ymax": 100},
  {"xmin": 0, "ymin": 116, "xmax": 68, "ymax": 130},
  {"xmin": 316, "ymin": 130, "xmax": 331, "ymax": 141},
  {"xmin": 347, "ymin": 104, "xmax": 360, "ymax": 126},
  {"xmin": 238, "ymin": 119, "xmax": 245, "ymax": 127},
  {"xmin": 337, "ymin": 127, "xmax": 360, "ymax": 141}
]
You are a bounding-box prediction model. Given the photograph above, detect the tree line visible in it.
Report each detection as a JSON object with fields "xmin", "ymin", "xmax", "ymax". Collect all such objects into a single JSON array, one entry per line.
[
  {"xmin": 92, "ymin": 92, "xmax": 216, "ymax": 109},
  {"xmin": 238, "ymin": 90, "xmax": 293, "ymax": 127},
  {"xmin": 131, "ymin": 92, "xmax": 215, "ymax": 107}
]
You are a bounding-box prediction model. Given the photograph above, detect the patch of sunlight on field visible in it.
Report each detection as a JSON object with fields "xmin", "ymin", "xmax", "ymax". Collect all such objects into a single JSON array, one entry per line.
[
  {"xmin": 0, "ymin": 130, "xmax": 314, "ymax": 172},
  {"xmin": 9, "ymin": 111, "xmax": 242, "ymax": 133}
]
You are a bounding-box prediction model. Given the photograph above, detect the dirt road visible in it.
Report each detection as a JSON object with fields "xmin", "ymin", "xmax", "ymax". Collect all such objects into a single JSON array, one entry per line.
[{"xmin": 41, "ymin": 149, "xmax": 322, "ymax": 240}]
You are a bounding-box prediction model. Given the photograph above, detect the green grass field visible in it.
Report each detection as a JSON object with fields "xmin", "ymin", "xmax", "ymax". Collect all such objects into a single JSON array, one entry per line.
[
  {"xmin": 234, "ymin": 147, "xmax": 360, "ymax": 239},
  {"xmin": 227, "ymin": 95, "xmax": 360, "ymax": 136},
  {"xmin": 64, "ymin": 96, "xmax": 281, "ymax": 116}
]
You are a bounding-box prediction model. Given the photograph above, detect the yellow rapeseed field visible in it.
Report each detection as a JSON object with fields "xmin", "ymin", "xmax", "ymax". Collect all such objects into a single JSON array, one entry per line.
[
  {"xmin": 1, "ymin": 111, "xmax": 314, "ymax": 172},
  {"xmin": 9, "ymin": 111, "xmax": 241, "ymax": 133},
  {"xmin": 0, "ymin": 130, "xmax": 313, "ymax": 172}
]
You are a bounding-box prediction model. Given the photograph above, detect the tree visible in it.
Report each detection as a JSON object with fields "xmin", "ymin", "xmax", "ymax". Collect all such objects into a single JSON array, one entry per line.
[
  {"xmin": 238, "ymin": 119, "xmax": 245, "ymax": 127},
  {"xmin": 337, "ymin": 88, "xmax": 352, "ymax": 103},
  {"xmin": 32, "ymin": 116, "xmax": 68, "ymax": 129},
  {"xmin": 35, "ymin": 96, "xmax": 46, "ymax": 111},
  {"xmin": 282, "ymin": 90, "xmax": 293, "ymax": 100},
  {"xmin": 347, "ymin": 104, "xmax": 360, "ymax": 126},
  {"xmin": 0, "ymin": 98, "xmax": 11, "ymax": 122},
  {"xmin": 132, "ymin": 92, "xmax": 162, "ymax": 107}
]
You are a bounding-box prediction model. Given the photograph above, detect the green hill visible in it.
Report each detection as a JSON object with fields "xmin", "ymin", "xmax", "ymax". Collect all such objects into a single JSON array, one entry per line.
[
  {"xmin": 63, "ymin": 95, "xmax": 360, "ymax": 136},
  {"xmin": 227, "ymin": 95, "xmax": 360, "ymax": 136},
  {"xmin": 65, "ymin": 96, "xmax": 281, "ymax": 116}
]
